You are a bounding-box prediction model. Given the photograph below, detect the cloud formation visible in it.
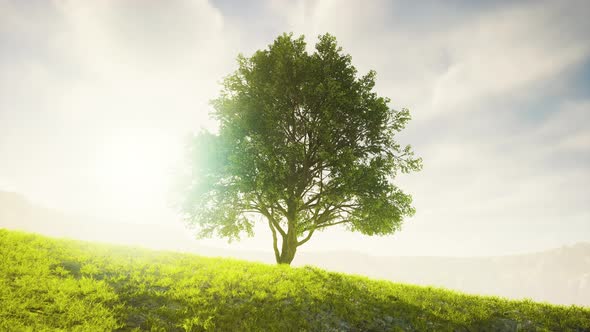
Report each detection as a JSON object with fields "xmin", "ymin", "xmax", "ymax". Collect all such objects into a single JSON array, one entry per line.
[{"xmin": 0, "ymin": 0, "xmax": 588, "ymax": 256}]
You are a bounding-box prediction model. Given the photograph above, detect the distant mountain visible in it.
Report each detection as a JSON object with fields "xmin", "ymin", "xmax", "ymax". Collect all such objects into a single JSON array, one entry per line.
[
  {"xmin": 0, "ymin": 191, "xmax": 78, "ymax": 235},
  {"xmin": 295, "ymin": 245, "xmax": 590, "ymax": 306},
  {"xmin": 1, "ymin": 190, "xmax": 588, "ymax": 306}
]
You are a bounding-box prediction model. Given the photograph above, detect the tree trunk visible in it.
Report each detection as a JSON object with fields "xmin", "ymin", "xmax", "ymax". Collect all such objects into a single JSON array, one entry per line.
[
  {"xmin": 276, "ymin": 226, "xmax": 297, "ymax": 265},
  {"xmin": 277, "ymin": 247, "xmax": 296, "ymax": 265}
]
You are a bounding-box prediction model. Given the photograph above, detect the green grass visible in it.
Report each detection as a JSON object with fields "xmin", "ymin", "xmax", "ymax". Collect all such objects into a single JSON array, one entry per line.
[{"xmin": 0, "ymin": 229, "xmax": 588, "ymax": 331}]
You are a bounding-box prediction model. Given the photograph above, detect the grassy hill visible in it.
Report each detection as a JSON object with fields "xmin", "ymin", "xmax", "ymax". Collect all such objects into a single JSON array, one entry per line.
[
  {"xmin": 0, "ymin": 229, "xmax": 588, "ymax": 331},
  {"xmin": 4, "ymin": 190, "xmax": 589, "ymax": 307}
]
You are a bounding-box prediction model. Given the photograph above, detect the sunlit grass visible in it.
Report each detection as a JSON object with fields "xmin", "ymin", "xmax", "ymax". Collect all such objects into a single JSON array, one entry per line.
[{"xmin": 0, "ymin": 229, "xmax": 588, "ymax": 331}]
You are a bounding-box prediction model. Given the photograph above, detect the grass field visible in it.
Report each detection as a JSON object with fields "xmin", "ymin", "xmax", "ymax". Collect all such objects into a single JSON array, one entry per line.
[{"xmin": 0, "ymin": 229, "xmax": 588, "ymax": 331}]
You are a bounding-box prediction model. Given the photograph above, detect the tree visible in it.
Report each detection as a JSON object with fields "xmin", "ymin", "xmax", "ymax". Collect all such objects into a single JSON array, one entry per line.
[{"xmin": 179, "ymin": 33, "xmax": 422, "ymax": 265}]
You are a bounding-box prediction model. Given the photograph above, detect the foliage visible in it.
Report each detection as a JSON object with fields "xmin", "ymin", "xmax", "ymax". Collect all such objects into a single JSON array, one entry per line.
[
  {"xmin": 1, "ymin": 229, "xmax": 589, "ymax": 331},
  {"xmin": 179, "ymin": 33, "xmax": 422, "ymax": 264}
]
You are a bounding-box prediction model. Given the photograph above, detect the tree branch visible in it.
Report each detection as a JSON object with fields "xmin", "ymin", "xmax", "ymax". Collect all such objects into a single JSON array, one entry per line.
[
  {"xmin": 296, "ymin": 227, "xmax": 315, "ymax": 247},
  {"xmin": 268, "ymin": 219, "xmax": 281, "ymax": 262},
  {"xmin": 268, "ymin": 206, "xmax": 287, "ymax": 237},
  {"xmin": 314, "ymin": 219, "xmax": 350, "ymax": 230},
  {"xmin": 254, "ymin": 192, "xmax": 287, "ymax": 237}
]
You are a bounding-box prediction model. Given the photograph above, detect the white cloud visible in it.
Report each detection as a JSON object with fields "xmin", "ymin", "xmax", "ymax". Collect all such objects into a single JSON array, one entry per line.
[
  {"xmin": 268, "ymin": 0, "xmax": 589, "ymax": 119},
  {"xmin": 431, "ymin": 2, "xmax": 590, "ymax": 113},
  {"xmin": 532, "ymin": 101, "xmax": 590, "ymax": 151},
  {"xmin": 1, "ymin": 0, "xmax": 588, "ymax": 256}
]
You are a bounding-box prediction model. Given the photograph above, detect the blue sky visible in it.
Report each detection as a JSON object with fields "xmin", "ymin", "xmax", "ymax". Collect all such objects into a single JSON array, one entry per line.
[{"xmin": 0, "ymin": 0, "xmax": 588, "ymax": 256}]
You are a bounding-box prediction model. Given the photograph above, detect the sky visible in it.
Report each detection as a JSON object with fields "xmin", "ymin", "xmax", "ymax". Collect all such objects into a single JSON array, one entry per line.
[{"xmin": 0, "ymin": 0, "xmax": 589, "ymax": 257}]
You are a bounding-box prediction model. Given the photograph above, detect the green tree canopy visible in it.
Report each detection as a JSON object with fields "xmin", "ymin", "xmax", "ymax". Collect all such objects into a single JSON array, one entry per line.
[{"xmin": 179, "ymin": 33, "xmax": 422, "ymax": 265}]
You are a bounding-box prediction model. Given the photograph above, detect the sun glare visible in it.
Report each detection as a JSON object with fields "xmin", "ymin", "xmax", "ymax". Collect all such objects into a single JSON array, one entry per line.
[{"xmin": 91, "ymin": 130, "xmax": 181, "ymax": 221}]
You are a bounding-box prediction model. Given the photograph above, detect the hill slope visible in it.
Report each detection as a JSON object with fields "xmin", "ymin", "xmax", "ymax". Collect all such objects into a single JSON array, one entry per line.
[
  {"xmin": 3, "ymin": 190, "xmax": 589, "ymax": 307},
  {"xmin": 0, "ymin": 229, "xmax": 588, "ymax": 331}
]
